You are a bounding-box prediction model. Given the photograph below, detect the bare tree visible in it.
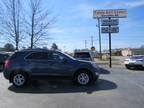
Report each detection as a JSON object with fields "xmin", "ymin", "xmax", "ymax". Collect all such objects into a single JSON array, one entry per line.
[
  {"xmin": 26, "ymin": 0, "xmax": 55, "ymax": 49},
  {"xmin": 2, "ymin": 0, "xmax": 24, "ymax": 50}
]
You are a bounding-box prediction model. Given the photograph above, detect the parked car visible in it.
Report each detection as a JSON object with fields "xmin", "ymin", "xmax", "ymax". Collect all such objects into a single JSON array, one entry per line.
[
  {"xmin": 124, "ymin": 55, "xmax": 144, "ymax": 69},
  {"xmin": 74, "ymin": 51, "xmax": 94, "ymax": 61},
  {"xmin": 0, "ymin": 53, "xmax": 9, "ymax": 71},
  {"xmin": 3, "ymin": 49, "xmax": 100, "ymax": 87}
]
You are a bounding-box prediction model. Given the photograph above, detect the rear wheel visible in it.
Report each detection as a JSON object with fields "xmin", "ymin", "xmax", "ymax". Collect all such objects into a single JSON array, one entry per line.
[
  {"xmin": 125, "ymin": 65, "xmax": 135, "ymax": 70},
  {"xmin": 74, "ymin": 70, "xmax": 93, "ymax": 86},
  {"xmin": 11, "ymin": 72, "xmax": 28, "ymax": 87},
  {"xmin": 125, "ymin": 65, "xmax": 130, "ymax": 69}
]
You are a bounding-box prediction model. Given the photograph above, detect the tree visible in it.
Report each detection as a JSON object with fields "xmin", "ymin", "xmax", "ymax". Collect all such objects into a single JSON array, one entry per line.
[
  {"xmin": 51, "ymin": 43, "xmax": 58, "ymax": 50},
  {"xmin": 4, "ymin": 43, "xmax": 15, "ymax": 52},
  {"xmin": 2, "ymin": 0, "xmax": 24, "ymax": 50},
  {"xmin": 26, "ymin": 0, "xmax": 56, "ymax": 49}
]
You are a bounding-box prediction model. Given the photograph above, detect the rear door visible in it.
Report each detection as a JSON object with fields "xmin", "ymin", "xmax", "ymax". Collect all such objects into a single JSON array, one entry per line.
[{"xmin": 25, "ymin": 52, "xmax": 51, "ymax": 76}]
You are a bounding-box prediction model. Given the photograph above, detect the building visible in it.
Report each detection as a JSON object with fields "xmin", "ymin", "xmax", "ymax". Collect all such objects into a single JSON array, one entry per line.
[
  {"xmin": 121, "ymin": 48, "xmax": 144, "ymax": 56},
  {"xmin": 121, "ymin": 48, "xmax": 132, "ymax": 56}
]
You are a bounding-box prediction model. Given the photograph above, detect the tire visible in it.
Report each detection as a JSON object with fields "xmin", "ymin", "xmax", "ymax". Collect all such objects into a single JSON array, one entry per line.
[
  {"xmin": 74, "ymin": 70, "xmax": 93, "ymax": 86},
  {"xmin": 129, "ymin": 66, "xmax": 135, "ymax": 70},
  {"xmin": 11, "ymin": 72, "xmax": 28, "ymax": 87},
  {"xmin": 125, "ymin": 65, "xmax": 130, "ymax": 69},
  {"xmin": 125, "ymin": 65, "xmax": 135, "ymax": 70}
]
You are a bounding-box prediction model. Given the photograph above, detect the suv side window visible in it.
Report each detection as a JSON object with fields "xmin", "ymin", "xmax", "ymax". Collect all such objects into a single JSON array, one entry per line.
[
  {"xmin": 74, "ymin": 52, "xmax": 90, "ymax": 58},
  {"xmin": 48, "ymin": 52, "xmax": 65, "ymax": 61},
  {"xmin": 26, "ymin": 52, "xmax": 48, "ymax": 60}
]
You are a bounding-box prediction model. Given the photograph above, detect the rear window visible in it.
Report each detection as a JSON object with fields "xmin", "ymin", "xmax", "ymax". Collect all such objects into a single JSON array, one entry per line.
[
  {"xmin": 10, "ymin": 52, "xmax": 23, "ymax": 60},
  {"xmin": 74, "ymin": 52, "xmax": 90, "ymax": 58}
]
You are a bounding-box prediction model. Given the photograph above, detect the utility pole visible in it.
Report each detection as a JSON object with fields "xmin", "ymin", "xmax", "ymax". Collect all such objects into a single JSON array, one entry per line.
[
  {"xmin": 85, "ymin": 40, "xmax": 87, "ymax": 49},
  {"xmin": 91, "ymin": 36, "xmax": 94, "ymax": 47},
  {"xmin": 98, "ymin": 18, "xmax": 102, "ymax": 60}
]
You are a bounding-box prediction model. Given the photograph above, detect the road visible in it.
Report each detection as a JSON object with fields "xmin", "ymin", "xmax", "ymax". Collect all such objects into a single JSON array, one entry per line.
[{"xmin": 0, "ymin": 65, "xmax": 144, "ymax": 108}]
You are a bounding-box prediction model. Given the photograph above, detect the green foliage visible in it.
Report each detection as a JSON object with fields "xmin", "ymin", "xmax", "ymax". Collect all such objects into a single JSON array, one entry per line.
[
  {"xmin": 112, "ymin": 50, "xmax": 122, "ymax": 56},
  {"xmin": 51, "ymin": 43, "xmax": 58, "ymax": 50},
  {"xmin": 3, "ymin": 43, "xmax": 15, "ymax": 52}
]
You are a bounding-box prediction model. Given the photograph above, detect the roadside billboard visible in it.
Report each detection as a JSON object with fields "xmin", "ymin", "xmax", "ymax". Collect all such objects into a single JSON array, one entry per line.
[
  {"xmin": 101, "ymin": 18, "xmax": 119, "ymax": 26},
  {"xmin": 101, "ymin": 26, "xmax": 119, "ymax": 33},
  {"xmin": 93, "ymin": 9, "xmax": 127, "ymax": 18}
]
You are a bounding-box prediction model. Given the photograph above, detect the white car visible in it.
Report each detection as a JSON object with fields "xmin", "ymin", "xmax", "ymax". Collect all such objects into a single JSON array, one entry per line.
[{"xmin": 124, "ymin": 55, "xmax": 144, "ymax": 69}]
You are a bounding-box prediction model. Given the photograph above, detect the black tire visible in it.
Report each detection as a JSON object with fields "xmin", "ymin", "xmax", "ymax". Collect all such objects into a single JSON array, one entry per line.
[
  {"xmin": 125, "ymin": 65, "xmax": 130, "ymax": 69},
  {"xmin": 11, "ymin": 72, "xmax": 28, "ymax": 87},
  {"xmin": 74, "ymin": 70, "xmax": 93, "ymax": 86},
  {"xmin": 129, "ymin": 66, "xmax": 135, "ymax": 70},
  {"xmin": 125, "ymin": 65, "xmax": 135, "ymax": 70}
]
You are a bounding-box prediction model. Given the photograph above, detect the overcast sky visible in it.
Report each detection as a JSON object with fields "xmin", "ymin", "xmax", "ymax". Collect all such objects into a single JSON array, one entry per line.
[{"xmin": 0, "ymin": 0, "xmax": 144, "ymax": 52}]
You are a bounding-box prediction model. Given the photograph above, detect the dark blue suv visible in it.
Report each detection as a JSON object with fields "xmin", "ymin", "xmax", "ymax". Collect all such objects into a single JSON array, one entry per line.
[{"xmin": 3, "ymin": 49, "xmax": 100, "ymax": 87}]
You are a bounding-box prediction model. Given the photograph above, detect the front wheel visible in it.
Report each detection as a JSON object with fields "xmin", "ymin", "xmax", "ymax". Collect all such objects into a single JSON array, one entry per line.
[
  {"xmin": 11, "ymin": 72, "xmax": 27, "ymax": 87},
  {"xmin": 74, "ymin": 71, "xmax": 92, "ymax": 86}
]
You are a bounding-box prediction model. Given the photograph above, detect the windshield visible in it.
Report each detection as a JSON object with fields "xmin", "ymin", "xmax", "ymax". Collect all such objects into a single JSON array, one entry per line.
[
  {"xmin": 61, "ymin": 52, "xmax": 76, "ymax": 60},
  {"xmin": 74, "ymin": 52, "xmax": 90, "ymax": 58}
]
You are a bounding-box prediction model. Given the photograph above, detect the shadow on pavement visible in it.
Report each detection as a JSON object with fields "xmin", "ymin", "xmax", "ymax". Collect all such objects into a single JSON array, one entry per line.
[
  {"xmin": 132, "ymin": 68, "xmax": 144, "ymax": 71},
  {"xmin": 99, "ymin": 68, "xmax": 111, "ymax": 74},
  {"xmin": 8, "ymin": 79, "xmax": 117, "ymax": 94}
]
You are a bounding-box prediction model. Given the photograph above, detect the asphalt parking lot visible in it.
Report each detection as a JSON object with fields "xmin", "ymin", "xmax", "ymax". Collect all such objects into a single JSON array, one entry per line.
[{"xmin": 0, "ymin": 65, "xmax": 144, "ymax": 108}]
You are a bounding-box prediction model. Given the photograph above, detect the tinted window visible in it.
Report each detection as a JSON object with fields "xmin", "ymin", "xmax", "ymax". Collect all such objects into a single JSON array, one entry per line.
[
  {"xmin": 74, "ymin": 52, "xmax": 90, "ymax": 58},
  {"xmin": 26, "ymin": 52, "xmax": 48, "ymax": 60},
  {"xmin": 10, "ymin": 52, "xmax": 23, "ymax": 60},
  {"xmin": 48, "ymin": 52, "xmax": 64, "ymax": 61}
]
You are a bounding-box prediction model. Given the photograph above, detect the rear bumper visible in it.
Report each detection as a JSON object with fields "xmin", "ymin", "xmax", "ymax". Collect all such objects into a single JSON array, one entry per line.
[{"xmin": 3, "ymin": 69, "xmax": 10, "ymax": 80}]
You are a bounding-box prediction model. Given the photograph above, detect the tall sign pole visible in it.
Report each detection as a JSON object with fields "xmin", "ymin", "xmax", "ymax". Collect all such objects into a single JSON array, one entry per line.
[{"xmin": 108, "ymin": 17, "xmax": 112, "ymax": 68}]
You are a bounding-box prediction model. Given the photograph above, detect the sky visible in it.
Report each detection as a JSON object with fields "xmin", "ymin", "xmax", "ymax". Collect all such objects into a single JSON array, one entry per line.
[
  {"xmin": 1, "ymin": 0, "xmax": 144, "ymax": 52},
  {"xmin": 45, "ymin": 0, "xmax": 144, "ymax": 52}
]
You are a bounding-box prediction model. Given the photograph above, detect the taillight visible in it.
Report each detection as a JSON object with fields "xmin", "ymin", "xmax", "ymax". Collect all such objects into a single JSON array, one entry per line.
[
  {"xmin": 4, "ymin": 60, "xmax": 11, "ymax": 69},
  {"xmin": 124, "ymin": 59, "xmax": 129, "ymax": 64},
  {"xmin": 124, "ymin": 60, "xmax": 129, "ymax": 62}
]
